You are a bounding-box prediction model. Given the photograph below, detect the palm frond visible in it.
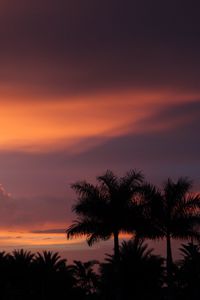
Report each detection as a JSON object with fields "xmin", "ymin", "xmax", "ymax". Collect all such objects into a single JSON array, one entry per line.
[
  {"xmin": 120, "ymin": 169, "xmax": 144, "ymax": 190},
  {"xmin": 87, "ymin": 232, "xmax": 111, "ymax": 246},
  {"xmin": 172, "ymin": 228, "xmax": 200, "ymax": 242},
  {"xmin": 97, "ymin": 170, "xmax": 118, "ymax": 195},
  {"xmin": 73, "ymin": 195, "xmax": 107, "ymax": 218},
  {"xmin": 164, "ymin": 177, "xmax": 192, "ymax": 205},
  {"xmin": 120, "ymin": 238, "xmax": 154, "ymax": 261},
  {"xmin": 184, "ymin": 193, "xmax": 200, "ymax": 209},
  {"xmin": 179, "ymin": 242, "xmax": 200, "ymax": 259},
  {"xmin": 71, "ymin": 181, "xmax": 99, "ymax": 198},
  {"xmin": 66, "ymin": 219, "xmax": 96, "ymax": 239}
]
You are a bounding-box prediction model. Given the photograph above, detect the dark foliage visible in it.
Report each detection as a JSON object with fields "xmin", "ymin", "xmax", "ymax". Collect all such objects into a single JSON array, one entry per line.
[
  {"xmin": 176, "ymin": 242, "xmax": 200, "ymax": 300},
  {"xmin": 100, "ymin": 238, "xmax": 164, "ymax": 300},
  {"xmin": 0, "ymin": 250, "xmax": 85, "ymax": 300}
]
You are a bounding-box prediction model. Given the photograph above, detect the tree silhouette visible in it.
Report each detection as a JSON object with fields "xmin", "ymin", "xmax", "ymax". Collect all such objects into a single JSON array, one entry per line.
[
  {"xmin": 139, "ymin": 178, "xmax": 200, "ymax": 299},
  {"xmin": 11, "ymin": 249, "xmax": 35, "ymax": 266},
  {"xmin": 0, "ymin": 251, "xmax": 11, "ymax": 298},
  {"xmin": 100, "ymin": 238, "xmax": 164, "ymax": 300},
  {"xmin": 8, "ymin": 249, "xmax": 35, "ymax": 299},
  {"xmin": 33, "ymin": 251, "xmax": 71, "ymax": 299},
  {"xmin": 66, "ymin": 169, "xmax": 143, "ymax": 262},
  {"xmin": 69, "ymin": 260, "xmax": 99, "ymax": 296},
  {"xmin": 34, "ymin": 251, "xmax": 66, "ymax": 272},
  {"xmin": 177, "ymin": 242, "xmax": 200, "ymax": 300}
]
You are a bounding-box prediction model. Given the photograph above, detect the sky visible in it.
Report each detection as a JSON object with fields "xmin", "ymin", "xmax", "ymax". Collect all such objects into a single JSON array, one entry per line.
[{"xmin": 0, "ymin": 0, "xmax": 199, "ymax": 261}]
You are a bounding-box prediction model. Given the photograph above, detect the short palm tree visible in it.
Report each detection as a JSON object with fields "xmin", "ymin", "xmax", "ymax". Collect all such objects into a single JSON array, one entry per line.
[
  {"xmin": 66, "ymin": 169, "xmax": 144, "ymax": 262},
  {"xmin": 177, "ymin": 242, "xmax": 200, "ymax": 300},
  {"xmin": 69, "ymin": 260, "xmax": 99, "ymax": 295},
  {"xmin": 8, "ymin": 249, "xmax": 35, "ymax": 297},
  {"xmin": 100, "ymin": 238, "xmax": 164, "ymax": 300},
  {"xmin": 33, "ymin": 251, "xmax": 68, "ymax": 298},
  {"xmin": 11, "ymin": 249, "xmax": 35, "ymax": 266},
  {"xmin": 34, "ymin": 251, "xmax": 66, "ymax": 272},
  {"xmin": 139, "ymin": 178, "xmax": 200, "ymax": 298}
]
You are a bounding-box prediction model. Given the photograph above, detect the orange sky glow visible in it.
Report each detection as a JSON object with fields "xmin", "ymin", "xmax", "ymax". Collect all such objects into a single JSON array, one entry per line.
[{"xmin": 0, "ymin": 90, "xmax": 198, "ymax": 152}]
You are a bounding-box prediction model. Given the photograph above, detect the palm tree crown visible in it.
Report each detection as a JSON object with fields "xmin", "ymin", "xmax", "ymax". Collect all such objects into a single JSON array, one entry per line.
[
  {"xmin": 140, "ymin": 178, "xmax": 200, "ymax": 246},
  {"xmin": 69, "ymin": 260, "xmax": 99, "ymax": 295},
  {"xmin": 34, "ymin": 251, "xmax": 66, "ymax": 272},
  {"xmin": 100, "ymin": 238, "xmax": 164, "ymax": 300},
  {"xmin": 66, "ymin": 169, "xmax": 144, "ymax": 261}
]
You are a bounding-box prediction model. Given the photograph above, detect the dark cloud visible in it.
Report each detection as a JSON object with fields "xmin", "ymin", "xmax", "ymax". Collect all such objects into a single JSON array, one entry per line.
[
  {"xmin": 0, "ymin": 0, "xmax": 200, "ymax": 97},
  {"xmin": 32, "ymin": 229, "xmax": 66, "ymax": 234},
  {"xmin": 140, "ymin": 100, "xmax": 200, "ymax": 126},
  {"xmin": 0, "ymin": 194, "xmax": 71, "ymax": 229}
]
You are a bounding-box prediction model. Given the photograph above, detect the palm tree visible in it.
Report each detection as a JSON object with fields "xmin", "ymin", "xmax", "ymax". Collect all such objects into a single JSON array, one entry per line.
[
  {"xmin": 34, "ymin": 251, "xmax": 66, "ymax": 272},
  {"xmin": 69, "ymin": 260, "xmax": 99, "ymax": 295},
  {"xmin": 33, "ymin": 251, "xmax": 69, "ymax": 298},
  {"xmin": 100, "ymin": 238, "xmax": 164, "ymax": 300},
  {"xmin": 177, "ymin": 242, "xmax": 200, "ymax": 300},
  {"xmin": 139, "ymin": 178, "xmax": 200, "ymax": 298},
  {"xmin": 11, "ymin": 249, "xmax": 35, "ymax": 266},
  {"xmin": 66, "ymin": 169, "xmax": 144, "ymax": 262},
  {"xmin": 8, "ymin": 249, "xmax": 35, "ymax": 298},
  {"xmin": 0, "ymin": 251, "xmax": 11, "ymax": 297}
]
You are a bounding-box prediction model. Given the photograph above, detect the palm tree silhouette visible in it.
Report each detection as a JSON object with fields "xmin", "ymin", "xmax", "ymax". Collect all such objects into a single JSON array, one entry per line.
[
  {"xmin": 0, "ymin": 251, "xmax": 11, "ymax": 298},
  {"xmin": 177, "ymin": 242, "xmax": 200, "ymax": 300},
  {"xmin": 32, "ymin": 251, "xmax": 70, "ymax": 299},
  {"xmin": 34, "ymin": 251, "xmax": 67, "ymax": 275},
  {"xmin": 69, "ymin": 260, "xmax": 99, "ymax": 295},
  {"xmin": 11, "ymin": 249, "xmax": 35, "ymax": 266},
  {"xmin": 139, "ymin": 178, "xmax": 200, "ymax": 299},
  {"xmin": 8, "ymin": 249, "xmax": 35, "ymax": 299},
  {"xmin": 100, "ymin": 238, "xmax": 164, "ymax": 300},
  {"xmin": 66, "ymin": 169, "xmax": 143, "ymax": 262}
]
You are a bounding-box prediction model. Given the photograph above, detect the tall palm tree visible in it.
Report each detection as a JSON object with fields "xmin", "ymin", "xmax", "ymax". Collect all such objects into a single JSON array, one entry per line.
[
  {"xmin": 66, "ymin": 169, "xmax": 144, "ymax": 262},
  {"xmin": 139, "ymin": 178, "xmax": 200, "ymax": 298}
]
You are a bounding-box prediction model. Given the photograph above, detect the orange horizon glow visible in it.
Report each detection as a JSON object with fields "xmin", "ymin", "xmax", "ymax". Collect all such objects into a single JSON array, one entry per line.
[{"xmin": 0, "ymin": 230, "xmax": 131, "ymax": 251}]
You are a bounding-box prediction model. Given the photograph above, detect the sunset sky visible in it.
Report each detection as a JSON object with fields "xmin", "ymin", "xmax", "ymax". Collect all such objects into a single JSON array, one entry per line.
[{"xmin": 0, "ymin": 0, "xmax": 199, "ymax": 260}]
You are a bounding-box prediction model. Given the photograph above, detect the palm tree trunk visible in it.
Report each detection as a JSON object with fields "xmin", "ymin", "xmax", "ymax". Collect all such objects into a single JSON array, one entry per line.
[
  {"xmin": 166, "ymin": 233, "xmax": 174, "ymax": 300},
  {"xmin": 113, "ymin": 230, "xmax": 121, "ymax": 300},
  {"xmin": 113, "ymin": 230, "xmax": 120, "ymax": 263}
]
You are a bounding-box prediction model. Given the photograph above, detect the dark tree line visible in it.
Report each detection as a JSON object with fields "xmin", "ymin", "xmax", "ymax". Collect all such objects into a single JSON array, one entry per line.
[{"xmin": 1, "ymin": 241, "xmax": 200, "ymax": 299}]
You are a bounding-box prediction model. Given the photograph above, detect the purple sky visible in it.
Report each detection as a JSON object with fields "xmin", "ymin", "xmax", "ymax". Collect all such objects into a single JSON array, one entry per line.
[{"xmin": 0, "ymin": 0, "xmax": 199, "ymax": 261}]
